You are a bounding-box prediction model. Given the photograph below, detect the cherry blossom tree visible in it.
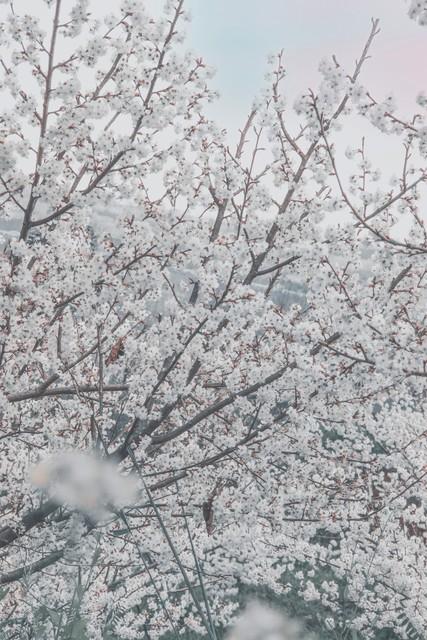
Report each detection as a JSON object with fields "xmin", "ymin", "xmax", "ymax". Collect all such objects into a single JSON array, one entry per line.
[{"xmin": 0, "ymin": 1, "xmax": 426, "ymax": 639}]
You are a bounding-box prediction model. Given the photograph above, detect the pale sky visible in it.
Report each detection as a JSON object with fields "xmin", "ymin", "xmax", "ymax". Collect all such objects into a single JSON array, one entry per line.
[
  {"xmin": 184, "ymin": 0, "xmax": 427, "ymax": 225},
  {"xmin": 186, "ymin": 0, "xmax": 427, "ymax": 129}
]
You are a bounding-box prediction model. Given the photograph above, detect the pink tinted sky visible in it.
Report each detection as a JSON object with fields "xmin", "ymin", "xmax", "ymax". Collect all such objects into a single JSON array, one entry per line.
[
  {"xmin": 187, "ymin": 0, "xmax": 427, "ymax": 127},
  {"xmin": 186, "ymin": 0, "xmax": 427, "ymax": 233}
]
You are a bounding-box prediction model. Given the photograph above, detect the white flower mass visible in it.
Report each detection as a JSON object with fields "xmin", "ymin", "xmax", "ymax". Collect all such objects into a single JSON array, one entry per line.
[{"xmin": 0, "ymin": 0, "xmax": 426, "ymax": 638}]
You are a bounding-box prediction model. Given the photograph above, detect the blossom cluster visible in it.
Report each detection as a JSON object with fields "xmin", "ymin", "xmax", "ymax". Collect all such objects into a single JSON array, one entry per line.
[{"xmin": 0, "ymin": 1, "xmax": 426, "ymax": 639}]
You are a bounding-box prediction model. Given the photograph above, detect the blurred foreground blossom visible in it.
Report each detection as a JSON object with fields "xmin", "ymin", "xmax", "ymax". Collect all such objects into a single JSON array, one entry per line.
[
  {"xmin": 227, "ymin": 602, "xmax": 305, "ymax": 640},
  {"xmin": 30, "ymin": 451, "xmax": 138, "ymax": 519}
]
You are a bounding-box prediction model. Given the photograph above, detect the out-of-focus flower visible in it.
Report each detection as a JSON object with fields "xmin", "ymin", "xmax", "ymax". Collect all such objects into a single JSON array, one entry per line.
[
  {"xmin": 408, "ymin": 0, "xmax": 427, "ymax": 25},
  {"xmin": 30, "ymin": 451, "xmax": 138, "ymax": 520},
  {"xmin": 227, "ymin": 602, "xmax": 304, "ymax": 640}
]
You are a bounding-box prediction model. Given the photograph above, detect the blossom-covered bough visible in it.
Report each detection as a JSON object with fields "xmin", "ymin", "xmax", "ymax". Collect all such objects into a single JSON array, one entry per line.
[{"xmin": 0, "ymin": 0, "xmax": 426, "ymax": 638}]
